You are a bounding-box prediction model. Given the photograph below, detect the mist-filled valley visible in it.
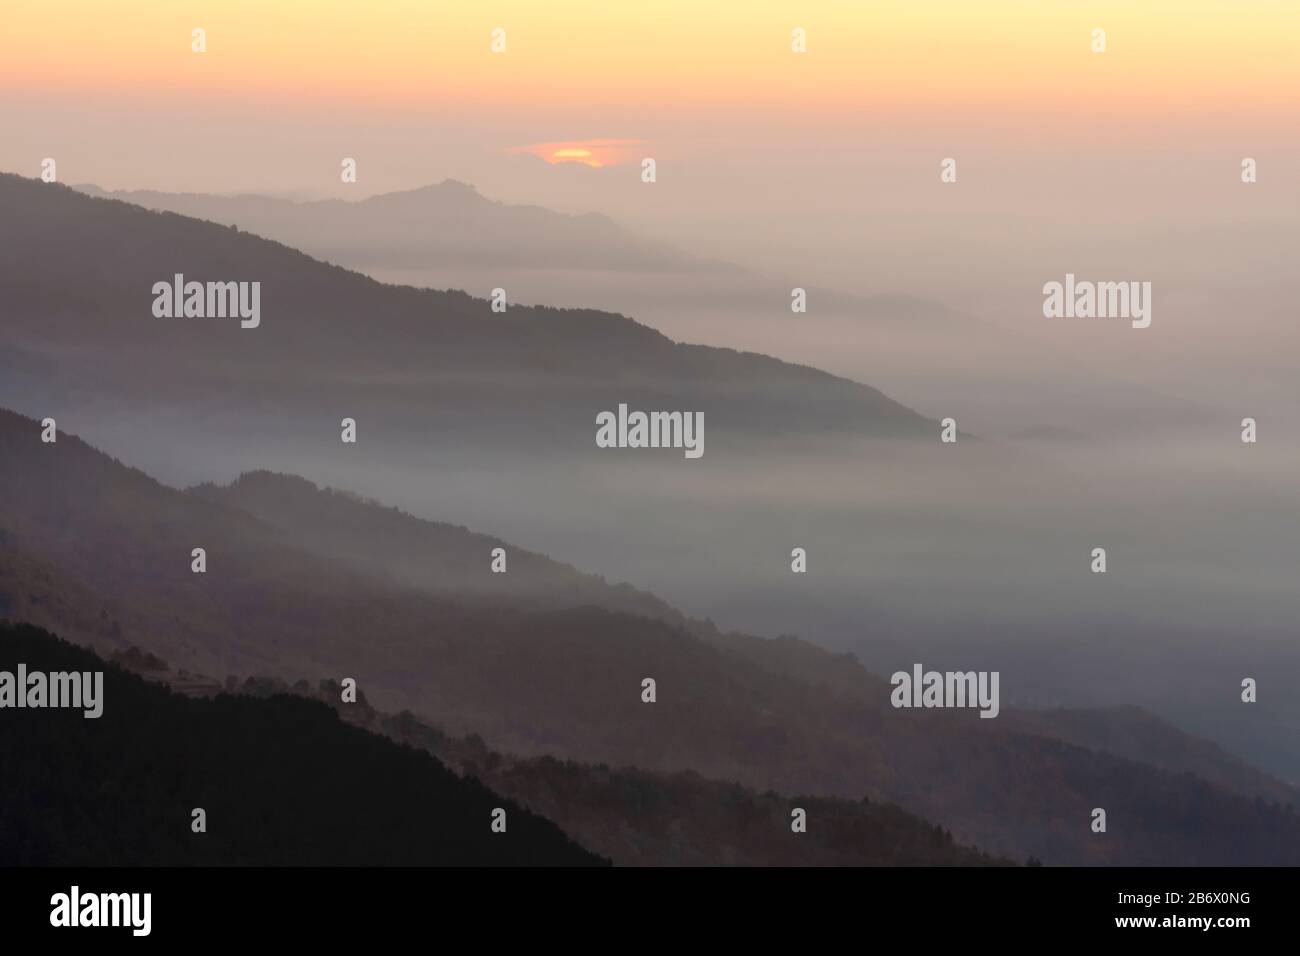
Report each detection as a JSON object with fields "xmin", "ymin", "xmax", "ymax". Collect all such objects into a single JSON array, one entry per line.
[
  {"xmin": 19, "ymin": 399, "xmax": 1297, "ymax": 784},
  {"xmin": 3, "ymin": 172, "xmax": 1298, "ymax": 796}
]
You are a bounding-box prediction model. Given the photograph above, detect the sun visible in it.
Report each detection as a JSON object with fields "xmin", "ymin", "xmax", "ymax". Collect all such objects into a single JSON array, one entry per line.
[
  {"xmin": 508, "ymin": 139, "xmax": 646, "ymax": 169},
  {"xmin": 549, "ymin": 147, "xmax": 602, "ymax": 167}
]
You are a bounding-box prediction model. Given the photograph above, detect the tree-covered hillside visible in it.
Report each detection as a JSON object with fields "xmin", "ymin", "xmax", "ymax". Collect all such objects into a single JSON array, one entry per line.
[{"xmin": 0, "ymin": 622, "xmax": 603, "ymax": 866}]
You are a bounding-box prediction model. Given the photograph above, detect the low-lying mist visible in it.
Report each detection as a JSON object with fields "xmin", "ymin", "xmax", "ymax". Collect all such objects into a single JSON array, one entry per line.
[{"xmin": 25, "ymin": 393, "xmax": 1298, "ymax": 783}]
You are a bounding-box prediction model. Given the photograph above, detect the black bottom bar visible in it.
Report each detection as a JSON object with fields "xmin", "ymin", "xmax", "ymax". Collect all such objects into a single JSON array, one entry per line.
[{"xmin": 0, "ymin": 866, "xmax": 1284, "ymax": 942}]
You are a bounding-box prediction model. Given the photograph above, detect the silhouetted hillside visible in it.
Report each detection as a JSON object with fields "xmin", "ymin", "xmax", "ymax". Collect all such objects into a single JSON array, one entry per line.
[
  {"xmin": 75, "ymin": 180, "xmax": 731, "ymax": 274},
  {"xmin": 188, "ymin": 468, "xmax": 1300, "ymax": 806},
  {"xmin": 0, "ymin": 173, "xmax": 932, "ymax": 461},
  {"xmin": 0, "ymin": 622, "xmax": 602, "ymax": 866},
  {"xmin": 223, "ymin": 668, "xmax": 1008, "ymax": 866},
  {"xmin": 1001, "ymin": 705, "xmax": 1294, "ymax": 807},
  {"xmin": 190, "ymin": 470, "xmax": 688, "ymax": 624},
  {"xmin": 2, "ymin": 408, "xmax": 1297, "ymax": 865}
]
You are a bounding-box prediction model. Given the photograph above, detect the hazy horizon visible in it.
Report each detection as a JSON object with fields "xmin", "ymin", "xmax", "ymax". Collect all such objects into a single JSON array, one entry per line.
[{"xmin": 4, "ymin": 0, "xmax": 1299, "ymax": 881}]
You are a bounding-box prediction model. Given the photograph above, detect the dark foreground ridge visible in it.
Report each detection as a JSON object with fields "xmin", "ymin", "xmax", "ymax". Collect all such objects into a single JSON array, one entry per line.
[
  {"xmin": 225, "ymin": 667, "xmax": 1009, "ymax": 867},
  {"xmin": 0, "ymin": 622, "xmax": 603, "ymax": 866}
]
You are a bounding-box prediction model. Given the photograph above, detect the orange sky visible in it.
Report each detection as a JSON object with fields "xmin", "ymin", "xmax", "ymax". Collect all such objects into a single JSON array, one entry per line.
[
  {"xmin": 3, "ymin": 0, "xmax": 1297, "ymax": 120},
  {"xmin": 2, "ymin": 0, "xmax": 1294, "ymax": 282}
]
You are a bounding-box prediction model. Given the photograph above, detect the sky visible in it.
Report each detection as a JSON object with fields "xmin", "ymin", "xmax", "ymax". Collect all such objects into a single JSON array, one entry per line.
[
  {"xmin": 4, "ymin": 1, "xmax": 1297, "ymax": 114},
  {"xmin": 2, "ymin": 1, "xmax": 1297, "ymax": 369},
  {"xmin": 4, "ymin": 2, "xmax": 1296, "ymax": 186}
]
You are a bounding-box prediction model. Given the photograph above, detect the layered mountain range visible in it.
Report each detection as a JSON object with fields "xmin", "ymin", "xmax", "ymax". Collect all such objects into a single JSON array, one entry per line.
[
  {"xmin": 1, "ymin": 408, "xmax": 1295, "ymax": 865},
  {"xmin": 2, "ymin": 171, "xmax": 1296, "ymax": 866}
]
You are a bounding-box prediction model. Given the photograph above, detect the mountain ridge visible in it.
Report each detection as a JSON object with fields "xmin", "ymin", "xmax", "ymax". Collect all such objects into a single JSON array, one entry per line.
[
  {"xmin": 72, "ymin": 176, "xmax": 732, "ymax": 274},
  {"xmin": 2, "ymin": 406, "xmax": 1296, "ymax": 866},
  {"xmin": 0, "ymin": 621, "xmax": 604, "ymax": 866},
  {"xmin": 1, "ymin": 173, "xmax": 934, "ymax": 463}
]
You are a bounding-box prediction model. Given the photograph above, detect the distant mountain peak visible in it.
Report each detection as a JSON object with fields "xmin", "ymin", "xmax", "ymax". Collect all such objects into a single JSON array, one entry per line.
[
  {"xmin": 368, "ymin": 179, "xmax": 486, "ymax": 206},
  {"xmin": 433, "ymin": 178, "xmax": 479, "ymax": 193}
]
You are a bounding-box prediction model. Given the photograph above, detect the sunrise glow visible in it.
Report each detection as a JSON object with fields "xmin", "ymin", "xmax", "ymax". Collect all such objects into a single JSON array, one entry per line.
[
  {"xmin": 1, "ymin": 0, "xmax": 1296, "ymax": 125},
  {"xmin": 509, "ymin": 139, "xmax": 645, "ymax": 169}
]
